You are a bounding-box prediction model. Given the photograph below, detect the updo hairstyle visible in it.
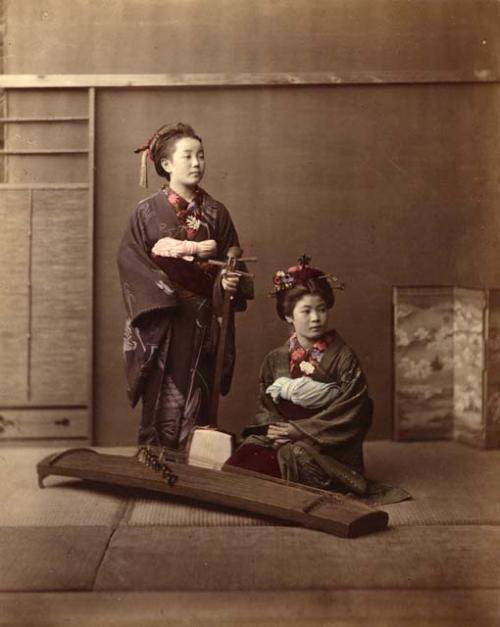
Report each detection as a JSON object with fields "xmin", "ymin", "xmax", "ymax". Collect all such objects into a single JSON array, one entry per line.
[
  {"xmin": 277, "ymin": 278, "xmax": 335, "ymax": 321},
  {"xmin": 151, "ymin": 123, "xmax": 203, "ymax": 181}
]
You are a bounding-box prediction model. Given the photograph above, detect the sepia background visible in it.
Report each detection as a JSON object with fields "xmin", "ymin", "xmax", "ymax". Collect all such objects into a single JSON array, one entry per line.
[
  {"xmin": 1, "ymin": 3, "xmax": 500, "ymax": 626},
  {"xmin": 1, "ymin": 0, "xmax": 499, "ymax": 446}
]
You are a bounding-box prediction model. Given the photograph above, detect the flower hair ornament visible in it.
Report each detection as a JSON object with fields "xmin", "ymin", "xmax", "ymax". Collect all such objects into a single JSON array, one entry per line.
[{"xmin": 269, "ymin": 254, "xmax": 345, "ymax": 297}]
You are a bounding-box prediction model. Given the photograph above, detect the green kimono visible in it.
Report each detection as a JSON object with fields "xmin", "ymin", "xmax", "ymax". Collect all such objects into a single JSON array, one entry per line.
[
  {"xmin": 229, "ymin": 330, "xmax": 410, "ymax": 504},
  {"xmin": 249, "ymin": 331, "xmax": 370, "ymax": 486}
]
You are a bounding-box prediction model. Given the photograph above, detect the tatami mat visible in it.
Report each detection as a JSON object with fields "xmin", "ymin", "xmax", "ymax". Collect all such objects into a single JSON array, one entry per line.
[
  {"xmin": 124, "ymin": 485, "xmax": 500, "ymax": 530},
  {"xmin": 0, "ymin": 527, "xmax": 112, "ymax": 592},
  {"xmin": 384, "ymin": 497, "xmax": 500, "ymax": 526},
  {"xmin": 94, "ymin": 525, "xmax": 500, "ymax": 591},
  {"xmin": 4, "ymin": 441, "xmax": 498, "ymax": 529},
  {"xmin": 121, "ymin": 441, "xmax": 500, "ymax": 528},
  {"xmin": 364, "ymin": 440, "xmax": 500, "ymax": 499},
  {"xmin": 125, "ymin": 496, "xmax": 272, "ymax": 527},
  {"xmin": 1, "ymin": 442, "xmax": 499, "ymax": 600},
  {"xmin": 0, "ymin": 448, "xmax": 128, "ymax": 527},
  {"xmin": 2, "ymin": 590, "xmax": 500, "ymax": 627}
]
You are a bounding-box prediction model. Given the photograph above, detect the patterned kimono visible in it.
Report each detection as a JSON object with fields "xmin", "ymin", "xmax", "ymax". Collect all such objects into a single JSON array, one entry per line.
[{"xmin": 117, "ymin": 187, "xmax": 252, "ymax": 448}]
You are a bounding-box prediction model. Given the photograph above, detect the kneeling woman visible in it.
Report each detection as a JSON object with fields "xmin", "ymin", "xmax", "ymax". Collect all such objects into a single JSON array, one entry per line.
[{"xmin": 226, "ymin": 256, "xmax": 373, "ymax": 496}]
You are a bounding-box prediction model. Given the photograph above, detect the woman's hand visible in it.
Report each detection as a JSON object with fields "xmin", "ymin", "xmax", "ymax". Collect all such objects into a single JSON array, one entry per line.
[
  {"xmin": 267, "ymin": 422, "xmax": 301, "ymax": 446},
  {"xmin": 221, "ymin": 269, "xmax": 241, "ymax": 293},
  {"xmin": 151, "ymin": 237, "xmax": 178, "ymax": 257},
  {"xmin": 151, "ymin": 238, "xmax": 216, "ymax": 259}
]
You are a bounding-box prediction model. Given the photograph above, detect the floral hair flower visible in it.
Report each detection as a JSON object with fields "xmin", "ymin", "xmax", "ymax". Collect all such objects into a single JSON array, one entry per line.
[
  {"xmin": 270, "ymin": 254, "xmax": 345, "ymax": 297},
  {"xmin": 272, "ymin": 271, "xmax": 295, "ymax": 290}
]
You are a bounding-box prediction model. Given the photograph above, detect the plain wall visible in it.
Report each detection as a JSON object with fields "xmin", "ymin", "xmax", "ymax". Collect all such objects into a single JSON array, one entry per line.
[
  {"xmin": 5, "ymin": 0, "xmax": 500, "ymax": 76},
  {"xmin": 4, "ymin": 0, "xmax": 500, "ymax": 443}
]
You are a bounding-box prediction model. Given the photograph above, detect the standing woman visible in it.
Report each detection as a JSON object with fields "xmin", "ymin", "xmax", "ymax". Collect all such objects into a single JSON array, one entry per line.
[{"xmin": 117, "ymin": 123, "xmax": 253, "ymax": 449}]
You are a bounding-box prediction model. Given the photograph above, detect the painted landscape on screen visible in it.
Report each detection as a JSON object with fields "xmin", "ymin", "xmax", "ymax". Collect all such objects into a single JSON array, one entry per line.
[
  {"xmin": 394, "ymin": 289, "xmax": 455, "ymax": 440},
  {"xmin": 394, "ymin": 287, "xmax": 485, "ymax": 441}
]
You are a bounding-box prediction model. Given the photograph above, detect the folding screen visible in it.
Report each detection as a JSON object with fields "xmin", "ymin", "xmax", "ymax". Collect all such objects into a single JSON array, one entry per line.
[{"xmin": 393, "ymin": 286, "xmax": 500, "ymax": 448}]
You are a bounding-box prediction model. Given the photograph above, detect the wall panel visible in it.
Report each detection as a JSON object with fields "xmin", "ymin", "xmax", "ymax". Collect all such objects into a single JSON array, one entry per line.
[
  {"xmin": 0, "ymin": 86, "xmax": 92, "ymax": 442},
  {"xmin": 0, "ymin": 190, "xmax": 29, "ymax": 403},
  {"xmin": 30, "ymin": 189, "xmax": 89, "ymax": 405}
]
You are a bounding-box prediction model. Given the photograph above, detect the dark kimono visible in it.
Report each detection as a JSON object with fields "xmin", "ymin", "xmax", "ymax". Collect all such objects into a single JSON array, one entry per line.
[
  {"xmin": 228, "ymin": 331, "xmax": 410, "ymax": 504},
  {"xmin": 117, "ymin": 187, "xmax": 252, "ymax": 448}
]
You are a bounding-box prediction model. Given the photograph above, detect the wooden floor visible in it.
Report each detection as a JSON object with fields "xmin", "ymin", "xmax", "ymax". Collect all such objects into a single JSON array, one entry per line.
[{"xmin": 0, "ymin": 441, "xmax": 499, "ymax": 626}]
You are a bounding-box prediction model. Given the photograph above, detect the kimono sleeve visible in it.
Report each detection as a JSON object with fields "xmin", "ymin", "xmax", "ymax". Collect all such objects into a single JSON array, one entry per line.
[
  {"xmin": 239, "ymin": 353, "xmax": 282, "ymax": 438},
  {"xmin": 254, "ymin": 354, "xmax": 283, "ymax": 426},
  {"xmin": 117, "ymin": 200, "xmax": 179, "ymax": 407},
  {"xmin": 117, "ymin": 200, "xmax": 179, "ymax": 327},
  {"xmin": 291, "ymin": 348, "xmax": 373, "ymax": 448}
]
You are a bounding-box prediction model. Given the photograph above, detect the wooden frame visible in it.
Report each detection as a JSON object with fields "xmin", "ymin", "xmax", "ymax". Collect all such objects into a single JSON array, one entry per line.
[
  {"xmin": 0, "ymin": 149, "xmax": 88, "ymax": 155},
  {"xmin": 0, "ymin": 183, "xmax": 88, "ymax": 189},
  {"xmin": 0, "ymin": 70, "xmax": 498, "ymax": 89},
  {"xmin": 87, "ymin": 88, "xmax": 96, "ymax": 443},
  {"xmin": 0, "ymin": 86, "xmax": 95, "ymax": 444},
  {"xmin": 0, "ymin": 116, "xmax": 89, "ymax": 122}
]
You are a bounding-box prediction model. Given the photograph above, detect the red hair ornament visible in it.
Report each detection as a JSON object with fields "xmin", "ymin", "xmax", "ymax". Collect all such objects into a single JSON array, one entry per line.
[{"xmin": 270, "ymin": 254, "xmax": 345, "ymax": 297}]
